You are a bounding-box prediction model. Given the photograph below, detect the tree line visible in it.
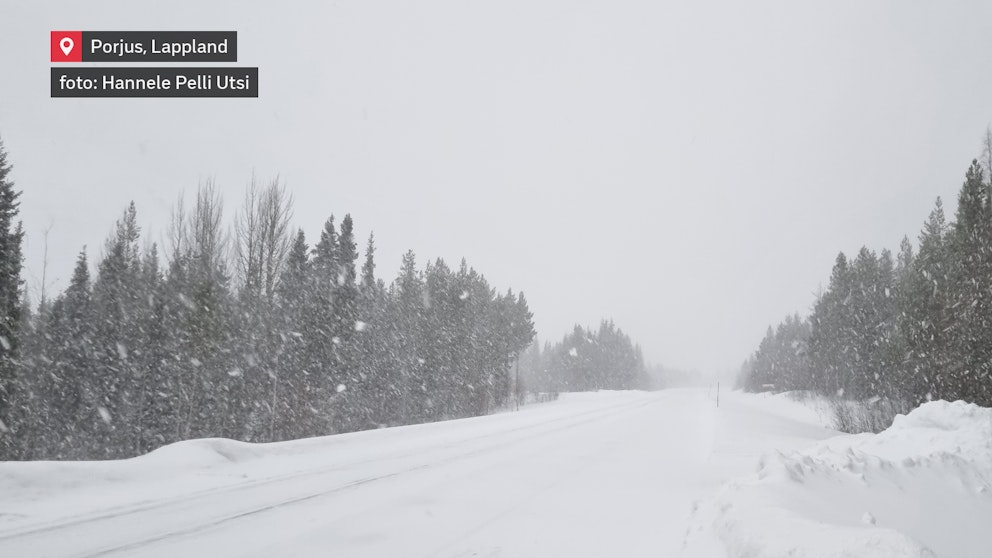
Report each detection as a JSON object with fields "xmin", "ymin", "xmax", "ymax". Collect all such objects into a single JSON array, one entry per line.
[
  {"xmin": 519, "ymin": 320, "xmax": 649, "ymax": 394},
  {"xmin": 0, "ymin": 141, "xmax": 535, "ymax": 460},
  {"xmin": 740, "ymin": 142, "xmax": 992, "ymax": 409}
]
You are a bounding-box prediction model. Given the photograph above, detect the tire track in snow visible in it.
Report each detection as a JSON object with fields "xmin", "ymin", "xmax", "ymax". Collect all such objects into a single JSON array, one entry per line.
[{"xmin": 0, "ymin": 396, "xmax": 658, "ymax": 558}]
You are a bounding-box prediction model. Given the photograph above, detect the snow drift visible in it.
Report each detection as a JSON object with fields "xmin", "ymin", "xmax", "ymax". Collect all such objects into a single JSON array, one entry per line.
[{"xmin": 684, "ymin": 399, "xmax": 992, "ymax": 558}]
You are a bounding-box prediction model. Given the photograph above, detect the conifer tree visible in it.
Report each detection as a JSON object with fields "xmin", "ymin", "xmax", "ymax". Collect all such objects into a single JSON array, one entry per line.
[
  {"xmin": 306, "ymin": 216, "xmax": 341, "ymax": 432},
  {"xmin": 333, "ymin": 215, "xmax": 366, "ymax": 431},
  {"xmin": 394, "ymin": 250, "xmax": 425, "ymax": 422},
  {"xmin": 947, "ymin": 161, "xmax": 992, "ymax": 404},
  {"xmin": 272, "ymin": 229, "xmax": 311, "ymax": 439},
  {"xmin": 808, "ymin": 253, "xmax": 855, "ymax": 395},
  {"xmin": 896, "ymin": 199, "xmax": 952, "ymax": 403},
  {"xmin": 89, "ymin": 202, "xmax": 145, "ymax": 456},
  {"xmin": 353, "ymin": 232, "xmax": 388, "ymax": 428},
  {"xmin": 361, "ymin": 233, "xmax": 376, "ymax": 289},
  {"xmin": 0, "ymin": 138, "xmax": 23, "ymax": 458}
]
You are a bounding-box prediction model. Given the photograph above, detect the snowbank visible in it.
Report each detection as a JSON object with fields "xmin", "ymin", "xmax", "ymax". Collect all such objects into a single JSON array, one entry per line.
[{"xmin": 684, "ymin": 400, "xmax": 992, "ymax": 558}]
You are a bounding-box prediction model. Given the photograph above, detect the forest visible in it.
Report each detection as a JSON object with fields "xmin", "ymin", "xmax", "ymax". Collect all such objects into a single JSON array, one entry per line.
[
  {"xmin": 518, "ymin": 321, "xmax": 649, "ymax": 395},
  {"xmin": 0, "ymin": 142, "xmax": 539, "ymax": 460},
  {"xmin": 740, "ymin": 146, "xmax": 992, "ymax": 417},
  {"xmin": 0, "ymin": 137, "xmax": 654, "ymax": 461}
]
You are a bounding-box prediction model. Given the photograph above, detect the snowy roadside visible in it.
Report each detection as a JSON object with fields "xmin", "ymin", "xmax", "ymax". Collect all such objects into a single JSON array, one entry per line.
[
  {"xmin": 0, "ymin": 391, "xmax": 646, "ymax": 534},
  {"xmin": 684, "ymin": 395, "xmax": 992, "ymax": 558}
]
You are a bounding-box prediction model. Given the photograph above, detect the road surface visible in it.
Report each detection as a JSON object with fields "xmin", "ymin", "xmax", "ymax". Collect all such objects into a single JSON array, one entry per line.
[{"xmin": 0, "ymin": 389, "xmax": 834, "ymax": 558}]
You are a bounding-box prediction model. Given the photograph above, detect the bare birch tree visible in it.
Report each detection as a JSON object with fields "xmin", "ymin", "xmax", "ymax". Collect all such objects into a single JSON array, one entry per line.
[{"xmin": 235, "ymin": 175, "xmax": 293, "ymax": 303}]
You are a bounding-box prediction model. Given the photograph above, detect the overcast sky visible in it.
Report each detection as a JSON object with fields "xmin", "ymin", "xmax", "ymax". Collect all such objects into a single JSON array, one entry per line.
[{"xmin": 3, "ymin": 1, "xmax": 992, "ymax": 375}]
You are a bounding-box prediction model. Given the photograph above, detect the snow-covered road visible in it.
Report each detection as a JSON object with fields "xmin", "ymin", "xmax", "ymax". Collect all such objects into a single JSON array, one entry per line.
[{"xmin": 0, "ymin": 389, "xmax": 839, "ymax": 557}]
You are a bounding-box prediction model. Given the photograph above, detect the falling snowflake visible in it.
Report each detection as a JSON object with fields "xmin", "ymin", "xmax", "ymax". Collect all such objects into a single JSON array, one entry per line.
[
  {"xmin": 177, "ymin": 293, "xmax": 196, "ymax": 310},
  {"xmin": 355, "ymin": 321, "xmax": 367, "ymax": 332},
  {"xmin": 190, "ymin": 358, "xmax": 202, "ymax": 367},
  {"xmin": 332, "ymin": 336, "xmax": 341, "ymax": 345},
  {"xmin": 228, "ymin": 368, "xmax": 243, "ymax": 377},
  {"xmin": 569, "ymin": 347, "xmax": 578, "ymax": 357},
  {"xmin": 0, "ymin": 336, "xmax": 9, "ymax": 351},
  {"xmin": 116, "ymin": 342, "xmax": 128, "ymax": 361},
  {"xmin": 0, "ymin": 417, "xmax": 8, "ymax": 433},
  {"xmin": 97, "ymin": 406, "xmax": 112, "ymax": 425},
  {"xmin": 336, "ymin": 384, "xmax": 347, "ymax": 393},
  {"xmin": 459, "ymin": 291, "xmax": 469, "ymax": 300}
]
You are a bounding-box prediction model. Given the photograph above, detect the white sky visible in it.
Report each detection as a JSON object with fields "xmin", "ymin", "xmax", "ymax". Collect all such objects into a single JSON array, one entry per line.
[{"xmin": 3, "ymin": 1, "xmax": 992, "ymax": 375}]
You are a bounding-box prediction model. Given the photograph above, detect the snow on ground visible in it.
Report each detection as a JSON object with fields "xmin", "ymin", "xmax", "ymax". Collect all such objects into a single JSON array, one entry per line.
[
  {"xmin": 683, "ymin": 396, "xmax": 992, "ymax": 558},
  {"xmin": 0, "ymin": 388, "xmax": 987, "ymax": 557}
]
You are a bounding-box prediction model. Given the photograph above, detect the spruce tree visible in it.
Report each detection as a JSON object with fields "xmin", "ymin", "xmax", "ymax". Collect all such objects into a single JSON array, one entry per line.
[
  {"xmin": 361, "ymin": 232, "xmax": 376, "ymax": 289},
  {"xmin": 354, "ymin": 232, "xmax": 386, "ymax": 427},
  {"xmin": 89, "ymin": 203, "xmax": 144, "ymax": 456},
  {"xmin": 948, "ymin": 161, "xmax": 992, "ymax": 404},
  {"xmin": 808, "ymin": 253, "xmax": 855, "ymax": 395},
  {"xmin": 0, "ymin": 139, "xmax": 24, "ymax": 458},
  {"xmin": 898, "ymin": 199, "xmax": 952, "ymax": 402},
  {"xmin": 333, "ymin": 215, "xmax": 365, "ymax": 431},
  {"xmin": 395, "ymin": 250, "xmax": 425, "ymax": 422},
  {"xmin": 307, "ymin": 215, "xmax": 340, "ymax": 433},
  {"xmin": 275, "ymin": 229, "xmax": 312, "ymax": 439}
]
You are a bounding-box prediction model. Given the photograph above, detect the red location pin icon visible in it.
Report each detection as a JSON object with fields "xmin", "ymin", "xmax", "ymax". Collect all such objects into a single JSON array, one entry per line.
[{"xmin": 51, "ymin": 31, "xmax": 82, "ymax": 62}]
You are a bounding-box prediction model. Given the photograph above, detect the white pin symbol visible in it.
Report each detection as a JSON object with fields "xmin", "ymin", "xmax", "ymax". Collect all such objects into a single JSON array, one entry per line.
[{"xmin": 60, "ymin": 37, "xmax": 74, "ymax": 56}]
